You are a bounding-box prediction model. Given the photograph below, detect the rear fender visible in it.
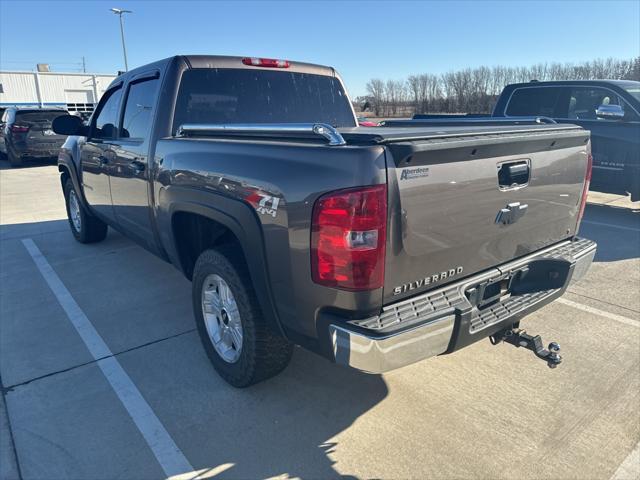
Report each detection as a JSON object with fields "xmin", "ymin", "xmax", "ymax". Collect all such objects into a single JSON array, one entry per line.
[{"xmin": 159, "ymin": 186, "xmax": 286, "ymax": 337}]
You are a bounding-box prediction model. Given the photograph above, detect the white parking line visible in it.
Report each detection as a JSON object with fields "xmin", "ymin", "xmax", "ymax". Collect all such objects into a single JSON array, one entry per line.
[
  {"xmin": 557, "ymin": 298, "xmax": 640, "ymax": 328},
  {"xmin": 21, "ymin": 238, "xmax": 193, "ymax": 478},
  {"xmin": 610, "ymin": 441, "xmax": 640, "ymax": 480},
  {"xmin": 582, "ymin": 220, "xmax": 640, "ymax": 233}
]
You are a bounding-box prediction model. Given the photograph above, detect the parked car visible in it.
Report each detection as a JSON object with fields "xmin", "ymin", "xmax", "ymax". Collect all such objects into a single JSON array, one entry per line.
[
  {"xmin": 411, "ymin": 80, "xmax": 640, "ymax": 200},
  {"xmin": 357, "ymin": 116, "xmax": 379, "ymax": 127},
  {"xmin": 53, "ymin": 55, "xmax": 595, "ymax": 387},
  {"xmin": 0, "ymin": 107, "xmax": 69, "ymax": 167}
]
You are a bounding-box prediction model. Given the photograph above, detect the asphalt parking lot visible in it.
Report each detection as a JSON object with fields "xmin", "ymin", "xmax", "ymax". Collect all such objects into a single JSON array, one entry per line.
[{"xmin": 1, "ymin": 159, "xmax": 639, "ymax": 480}]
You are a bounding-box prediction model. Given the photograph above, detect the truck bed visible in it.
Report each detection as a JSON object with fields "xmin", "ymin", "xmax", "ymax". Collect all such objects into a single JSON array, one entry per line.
[{"xmin": 338, "ymin": 123, "xmax": 583, "ymax": 144}]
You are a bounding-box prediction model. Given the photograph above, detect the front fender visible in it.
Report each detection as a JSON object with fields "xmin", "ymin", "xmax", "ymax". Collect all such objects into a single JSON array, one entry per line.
[{"xmin": 57, "ymin": 148, "xmax": 89, "ymax": 208}]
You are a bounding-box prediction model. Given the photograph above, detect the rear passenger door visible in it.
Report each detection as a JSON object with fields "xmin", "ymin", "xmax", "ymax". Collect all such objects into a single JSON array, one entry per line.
[{"xmin": 109, "ymin": 72, "xmax": 160, "ymax": 251}]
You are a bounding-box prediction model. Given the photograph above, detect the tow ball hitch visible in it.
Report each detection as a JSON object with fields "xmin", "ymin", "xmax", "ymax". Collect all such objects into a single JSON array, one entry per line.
[{"xmin": 490, "ymin": 328, "xmax": 562, "ymax": 368}]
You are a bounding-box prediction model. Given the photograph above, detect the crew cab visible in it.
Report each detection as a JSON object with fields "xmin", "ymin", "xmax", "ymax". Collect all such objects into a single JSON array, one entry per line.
[{"xmin": 53, "ymin": 55, "xmax": 596, "ymax": 387}]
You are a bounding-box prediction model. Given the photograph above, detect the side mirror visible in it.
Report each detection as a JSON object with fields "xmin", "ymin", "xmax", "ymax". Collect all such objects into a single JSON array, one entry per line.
[
  {"xmin": 52, "ymin": 114, "xmax": 89, "ymax": 136},
  {"xmin": 595, "ymin": 104, "xmax": 624, "ymax": 121}
]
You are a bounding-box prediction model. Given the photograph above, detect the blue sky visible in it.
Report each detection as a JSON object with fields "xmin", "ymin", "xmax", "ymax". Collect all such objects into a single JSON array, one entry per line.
[{"xmin": 1, "ymin": 0, "xmax": 638, "ymax": 97}]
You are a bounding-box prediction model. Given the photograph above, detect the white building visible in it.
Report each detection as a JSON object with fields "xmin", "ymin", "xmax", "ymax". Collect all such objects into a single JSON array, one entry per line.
[{"xmin": 0, "ymin": 70, "xmax": 117, "ymax": 115}]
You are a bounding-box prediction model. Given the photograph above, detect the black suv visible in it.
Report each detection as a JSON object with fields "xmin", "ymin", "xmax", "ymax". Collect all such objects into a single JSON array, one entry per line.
[
  {"xmin": 0, "ymin": 107, "xmax": 69, "ymax": 167},
  {"xmin": 493, "ymin": 80, "xmax": 640, "ymax": 200}
]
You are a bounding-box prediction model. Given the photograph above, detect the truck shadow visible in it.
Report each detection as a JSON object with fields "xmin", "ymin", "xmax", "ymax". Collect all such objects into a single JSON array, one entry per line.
[
  {"xmin": 181, "ymin": 347, "xmax": 389, "ymax": 480},
  {"xmin": 0, "ymin": 219, "xmax": 71, "ymax": 242},
  {"xmin": 581, "ymin": 203, "xmax": 640, "ymax": 262},
  {"xmin": 0, "ymin": 157, "xmax": 57, "ymax": 170},
  {"xmin": 0, "ymin": 219, "xmax": 388, "ymax": 479}
]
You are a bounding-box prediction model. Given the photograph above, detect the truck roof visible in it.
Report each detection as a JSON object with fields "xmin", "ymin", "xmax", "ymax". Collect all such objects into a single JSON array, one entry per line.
[
  {"xmin": 113, "ymin": 55, "xmax": 337, "ymax": 84},
  {"xmin": 504, "ymin": 79, "xmax": 639, "ymax": 88}
]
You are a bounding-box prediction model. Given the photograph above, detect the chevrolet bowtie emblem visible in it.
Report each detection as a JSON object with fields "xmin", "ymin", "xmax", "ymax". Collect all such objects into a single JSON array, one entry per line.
[{"xmin": 496, "ymin": 202, "xmax": 528, "ymax": 225}]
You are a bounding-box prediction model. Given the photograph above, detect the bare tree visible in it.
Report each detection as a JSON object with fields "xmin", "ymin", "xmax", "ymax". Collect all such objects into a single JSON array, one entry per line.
[
  {"xmin": 407, "ymin": 75, "xmax": 419, "ymax": 112},
  {"xmin": 364, "ymin": 56, "xmax": 639, "ymax": 116},
  {"xmin": 365, "ymin": 79, "xmax": 385, "ymax": 116}
]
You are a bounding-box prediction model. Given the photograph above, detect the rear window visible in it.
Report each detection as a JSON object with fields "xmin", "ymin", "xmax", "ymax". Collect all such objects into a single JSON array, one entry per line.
[
  {"xmin": 506, "ymin": 87, "xmax": 563, "ymax": 117},
  {"xmin": 173, "ymin": 68, "xmax": 356, "ymax": 132},
  {"xmin": 15, "ymin": 111, "xmax": 66, "ymax": 124}
]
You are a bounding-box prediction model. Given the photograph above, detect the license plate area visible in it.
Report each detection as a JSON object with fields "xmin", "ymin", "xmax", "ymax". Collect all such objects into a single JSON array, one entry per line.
[
  {"xmin": 465, "ymin": 269, "xmax": 526, "ymax": 310},
  {"xmin": 464, "ymin": 258, "xmax": 572, "ymax": 312},
  {"xmin": 478, "ymin": 277, "xmax": 513, "ymax": 308}
]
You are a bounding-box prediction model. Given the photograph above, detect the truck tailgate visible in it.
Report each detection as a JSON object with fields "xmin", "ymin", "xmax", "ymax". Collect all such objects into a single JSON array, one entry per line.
[{"xmin": 357, "ymin": 125, "xmax": 590, "ymax": 304}]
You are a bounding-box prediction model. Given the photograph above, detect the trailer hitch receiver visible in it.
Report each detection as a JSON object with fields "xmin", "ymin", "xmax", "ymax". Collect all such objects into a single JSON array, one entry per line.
[{"xmin": 490, "ymin": 328, "xmax": 562, "ymax": 368}]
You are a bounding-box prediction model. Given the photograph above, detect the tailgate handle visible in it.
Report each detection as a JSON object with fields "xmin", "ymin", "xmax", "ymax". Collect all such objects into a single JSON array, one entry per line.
[{"xmin": 498, "ymin": 161, "xmax": 530, "ymax": 189}]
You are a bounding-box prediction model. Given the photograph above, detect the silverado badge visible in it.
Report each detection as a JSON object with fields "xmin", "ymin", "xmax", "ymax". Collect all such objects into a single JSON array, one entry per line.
[{"xmin": 393, "ymin": 266, "xmax": 464, "ymax": 295}]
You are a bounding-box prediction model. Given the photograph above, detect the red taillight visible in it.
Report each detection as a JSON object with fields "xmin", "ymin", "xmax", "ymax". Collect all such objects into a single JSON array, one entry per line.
[
  {"xmin": 10, "ymin": 125, "xmax": 29, "ymax": 133},
  {"xmin": 242, "ymin": 57, "xmax": 290, "ymax": 68},
  {"xmin": 576, "ymin": 148, "xmax": 593, "ymax": 229},
  {"xmin": 311, "ymin": 185, "xmax": 387, "ymax": 291}
]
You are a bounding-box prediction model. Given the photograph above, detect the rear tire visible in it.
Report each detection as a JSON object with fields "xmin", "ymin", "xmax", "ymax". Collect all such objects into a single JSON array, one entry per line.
[
  {"xmin": 192, "ymin": 247, "xmax": 293, "ymax": 387},
  {"xmin": 63, "ymin": 178, "xmax": 108, "ymax": 243}
]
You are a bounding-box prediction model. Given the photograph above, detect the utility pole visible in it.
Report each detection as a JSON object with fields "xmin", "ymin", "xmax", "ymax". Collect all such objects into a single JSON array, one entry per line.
[
  {"xmin": 110, "ymin": 8, "xmax": 132, "ymax": 71},
  {"xmin": 82, "ymin": 56, "xmax": 86, "ymax": 73}
]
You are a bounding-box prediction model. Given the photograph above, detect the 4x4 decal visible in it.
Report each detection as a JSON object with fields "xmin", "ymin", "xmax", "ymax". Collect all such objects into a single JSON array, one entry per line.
[{"xmin": 246, "ymin": 192, "xmax": 281, "ymax": 218}]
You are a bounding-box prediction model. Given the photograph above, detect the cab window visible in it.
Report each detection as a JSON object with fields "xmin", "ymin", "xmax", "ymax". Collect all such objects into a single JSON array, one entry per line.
[
  {"xmin": 506, "ymin": 87, "xmax": 563, "ymax": 117},
  {"xmin": 563, "ymin": 87, "xmax": 639, "ymax": 121},
  {"xmin": 121, "ymin": 78, "xmax": 159, "ymax": 141},
  {"xmin": 565, "ymin": 87, "xmax": 621, "ymax": 120},
  {"xmin": 92, "ymin": 87, "xmax": 123, "ymax": 139}
]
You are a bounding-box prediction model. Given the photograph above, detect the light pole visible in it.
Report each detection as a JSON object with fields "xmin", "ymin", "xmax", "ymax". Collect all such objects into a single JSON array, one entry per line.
[{"xmin": 110, "ymin": 8, "xmax": 132, "ymax": 71}]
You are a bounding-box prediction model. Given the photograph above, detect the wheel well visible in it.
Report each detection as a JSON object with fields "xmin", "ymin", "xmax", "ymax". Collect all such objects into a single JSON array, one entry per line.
[
  {"xmin": 172, "ymin": 212, "xmax": 243, "ymax": 280},
  {"xmin": 59, "ymin": 165, "xmax": 70, "ymax": 188}
]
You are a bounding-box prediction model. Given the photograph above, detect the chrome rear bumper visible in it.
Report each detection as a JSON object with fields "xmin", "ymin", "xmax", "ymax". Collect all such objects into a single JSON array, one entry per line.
[{"xmin": 330, "ymin": 237, "xmax": 596, "ymax": 373}]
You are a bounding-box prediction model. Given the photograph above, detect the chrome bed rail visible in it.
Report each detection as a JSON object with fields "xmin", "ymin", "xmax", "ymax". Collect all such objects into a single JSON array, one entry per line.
[{"xmin": 176, "ymin": 123, "xmax": 346, "ymax": 146}]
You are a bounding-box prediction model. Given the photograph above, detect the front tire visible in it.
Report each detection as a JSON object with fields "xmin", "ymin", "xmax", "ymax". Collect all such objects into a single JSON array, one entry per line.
[
  {"xmin": 63, "ymin": 178, "xmax": 108, "ymax": 243},
  {"xmin": 628, "ymin": 167, "xmax": 640, "ymax": 202},
  {"xmin": 8, "ymin": 148, "xmax": 22, "ymax": 167},
  {"xmin": 192, "ymin": 247, "xmax": 293, "ymax": 387}
]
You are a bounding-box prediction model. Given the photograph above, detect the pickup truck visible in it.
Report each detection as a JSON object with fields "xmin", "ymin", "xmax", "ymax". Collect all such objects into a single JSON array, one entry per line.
[
  {"xmin": 412, "ymin": 80, "xmax": 640, "ymax": 201},
  {"xmin": 52, "ymin": 55, "xmax": 596, "ymax": 387}
]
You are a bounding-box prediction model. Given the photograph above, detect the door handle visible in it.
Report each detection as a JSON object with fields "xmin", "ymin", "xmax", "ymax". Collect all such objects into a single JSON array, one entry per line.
[
  {"xmin": 131, "ymin": 160, "xmax": 145, "ymax": 174},
  {"xmin": 92, "ymin": 155, "xmax": 109, "ymax": 166},
  {"xmin": 498, "ymin": 160, "xmax": 530, "ymax": 189}
]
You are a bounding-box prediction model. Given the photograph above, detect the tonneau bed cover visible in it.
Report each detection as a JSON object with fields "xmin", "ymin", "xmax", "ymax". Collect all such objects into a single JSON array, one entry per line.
[{"xmin": 338, "ymin": 123, "xmax": 584, "ymax": 145}]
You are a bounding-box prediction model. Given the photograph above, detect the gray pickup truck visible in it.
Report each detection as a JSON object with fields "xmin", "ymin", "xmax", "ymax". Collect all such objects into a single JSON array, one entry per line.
[{"xmin": 52, "ymin": 55, "xmax": 596, "ymax": 387}]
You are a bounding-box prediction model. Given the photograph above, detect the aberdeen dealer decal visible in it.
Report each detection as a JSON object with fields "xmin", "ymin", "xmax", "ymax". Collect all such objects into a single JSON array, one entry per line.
[
  {"xmin": 393, "ymin": 266, "xmax": 464, "ymax": 295},
  {"xmin": 400, "ymin": 167, "xmax": 430, "ymax": 180}
]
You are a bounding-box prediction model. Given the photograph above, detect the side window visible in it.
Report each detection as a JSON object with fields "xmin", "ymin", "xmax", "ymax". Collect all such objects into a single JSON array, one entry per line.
[
  {"xmin": 623, "ymin": 102, "xmax": 640, "ymax": 121},
  {"xmin": 93, "ymin": 87, "xmax": 123, "ymax": 139},
  {"xmin": 121, "ymin": 78, "xmax": 159, "ymax": 140},
  {"xmin": 566, "ymin": 87, "xmax": 621, "ymax": 120},
  {"xmin": 506, "ymin": 87, "xmax": 563, "ymax": 117}
]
